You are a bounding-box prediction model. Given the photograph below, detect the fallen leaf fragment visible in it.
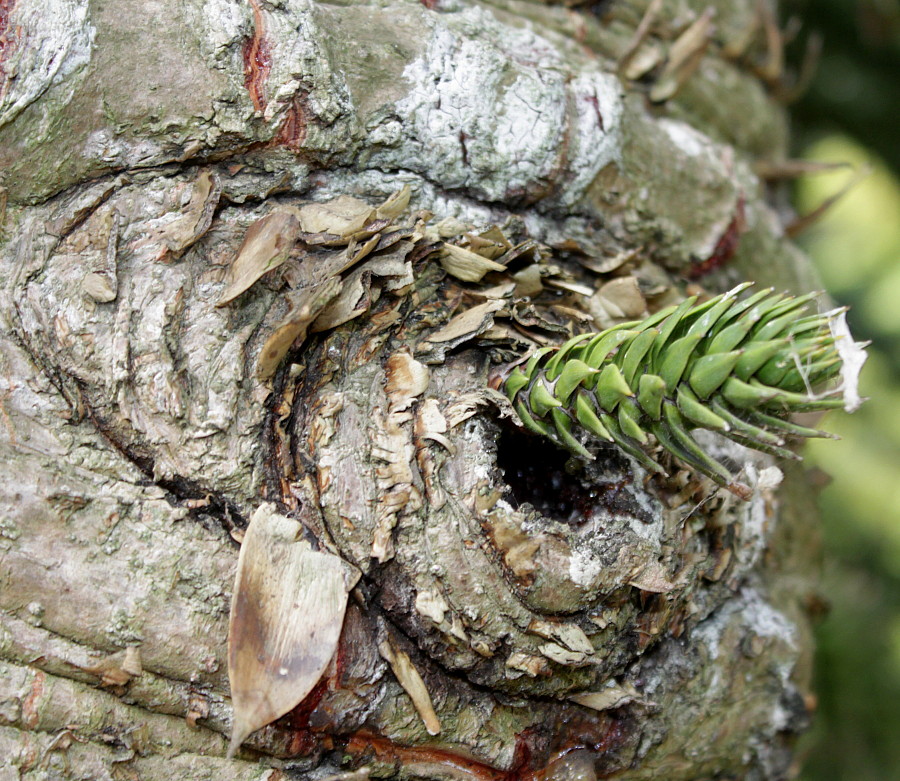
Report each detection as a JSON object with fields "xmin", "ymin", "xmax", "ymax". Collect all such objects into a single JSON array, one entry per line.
[
  {"xmin": 539, "ymin": 642, "xmax": 591, "ymax": 667},
  {"xmin": 376, "ymin": 184, "xmax": 412, "ymax": 221},
  {"xmin": 527, "ymin": 619, "xmax": 595, "ymax": 656},
  {"xmin": 228, "ymin": 504, "xmax": 360, "ymax": 757},
  {"xmin": 627, "ymin": 559, "xmax": 677, "ymax": 593},
  {"xmin": 218, "ymin": 210, "xmax": 301, "ymax": 305},
  {"xmin": 378, "ymin": 635, "xmax": 442, "ymax": 735},
  {"xmin": 592, "ymin": 276, "xmax": 647, "ymax": 320},
  {"xmin": 309, "ymin": 266, "xmax": 373, "ymax": 333},
  {"xmin": 82, "ymin": 646, "xmax": 143, "ymax": 687},
  {"xmin": 569, "ymin": 681, "xmax": 643, "ymax": 712}
]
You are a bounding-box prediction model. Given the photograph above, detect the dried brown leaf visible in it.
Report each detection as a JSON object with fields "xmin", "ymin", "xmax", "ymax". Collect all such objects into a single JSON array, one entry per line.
[
  {"xmin": 420, "ymin": 299, "xmax": 505, "ymax": 346},
  {"xmin": 218, "ymin": 210, "xmax": 301, "ymax": 305},
  {"xmin": 578, "ymin": 247, "xmax": 641, "ymax": 275},
  {"xmin": 627, "ymin": 559, "xmax": 677, "ymax": 593},
  {"xmin": 464, "ymin": 228, "xmax": 510, "ymax": 260},
  {"xmin": 376, "ymin": 184, "xmax": 412, "ymax": 221},
  {"xmin": 538, "ymin": 642, "xmax": 591, "ymax": 667},
  {"xmin": 81, "ymin": 646, "xmax": 143, "ymax": 687},
  {"xmin": 569, "ymin": 682, "xmax": 642, "ymax": 711},
  {"xmin": 309, "ymin": 267, "xmax": 374, "ymax": 333},
  {"xmin": 512, "ymin": 264, "xmax": 544, "ymax": 298},
  {"xmin": 592, "ymin": 276, "xmax": 647, "ymax": 319},
  {"xmin": 527, "ymin": 620, "xmax": 595, "ymax": 656},
  {"xmin": 228, "ymin": 504, "xmax": 359, "ymax": 756}
]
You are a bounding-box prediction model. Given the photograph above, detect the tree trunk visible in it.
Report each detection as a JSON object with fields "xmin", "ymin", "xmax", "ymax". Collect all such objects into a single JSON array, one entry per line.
[{"xmin": 0, "ymin": 1, "xmax": 825, "ymax": 778}]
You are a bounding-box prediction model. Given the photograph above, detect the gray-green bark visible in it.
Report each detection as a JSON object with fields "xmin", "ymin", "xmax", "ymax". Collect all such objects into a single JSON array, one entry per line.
[{"xmin": 0, "ymin": 1, "xmax": 824, "ymax": 778}]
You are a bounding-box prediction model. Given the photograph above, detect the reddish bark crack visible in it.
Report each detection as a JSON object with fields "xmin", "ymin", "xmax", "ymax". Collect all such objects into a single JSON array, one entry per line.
[
  {"xmin": 242, "ymin": 0, "xmax": 271, "ymax": 113},
  {"xmin": 0, "ymin": 0, "xmax": 20, "ymax": 100},
  {"xmin": 21, "ymin": 669, "xmax": 44, "ymax": 729},
  {"xmin": 273, "ymin": 93, "xmax": 308, "ymax": 151}
]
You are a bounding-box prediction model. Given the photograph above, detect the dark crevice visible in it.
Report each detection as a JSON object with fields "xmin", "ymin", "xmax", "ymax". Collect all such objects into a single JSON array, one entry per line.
[
  {"xmin": 496, "ymin": 426, "xmax": 616, "ymax": 525},
  {"xmin": 56, "ymin": 374, "xmax": 251, "ymax": 539}
]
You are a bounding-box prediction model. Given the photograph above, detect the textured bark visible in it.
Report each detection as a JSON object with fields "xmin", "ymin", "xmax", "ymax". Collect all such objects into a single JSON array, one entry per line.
[{"xmin": 0, "ymin": 1, "xmax": 824, "ymax": 779}]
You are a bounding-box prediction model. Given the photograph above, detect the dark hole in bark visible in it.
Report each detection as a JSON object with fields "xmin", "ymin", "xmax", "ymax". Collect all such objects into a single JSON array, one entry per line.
[{"xmin": 496, "ymin": 427, "xmax": 603, "ymax": 524}]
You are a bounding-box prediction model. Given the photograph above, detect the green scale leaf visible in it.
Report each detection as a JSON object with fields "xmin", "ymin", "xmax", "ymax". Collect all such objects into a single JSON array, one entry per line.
[{"xmin": 502, "ymin": 285, "xmax": 859, "ymax": 499}]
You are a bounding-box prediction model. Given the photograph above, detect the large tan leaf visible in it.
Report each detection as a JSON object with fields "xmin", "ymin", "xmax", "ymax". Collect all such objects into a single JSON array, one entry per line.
[{"xmin": 227, "ymin": 504, "xmax": 359, "ymax": 756}]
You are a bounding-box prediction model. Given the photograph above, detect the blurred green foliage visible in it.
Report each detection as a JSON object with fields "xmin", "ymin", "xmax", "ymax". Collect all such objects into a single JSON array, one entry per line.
[
  {"xmin": 779, "ymin": 4, "xmax": 900, "ymax": 778},
  {"xmin": 795, "ymin": 137, "xmax": 900, "ymax": 780}
]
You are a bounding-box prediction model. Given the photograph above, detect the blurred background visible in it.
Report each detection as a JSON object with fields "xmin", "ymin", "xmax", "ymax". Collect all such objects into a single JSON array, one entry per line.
[{"xmin": 784, "ymin": 1, "xmax": 900, "ymax": 778}]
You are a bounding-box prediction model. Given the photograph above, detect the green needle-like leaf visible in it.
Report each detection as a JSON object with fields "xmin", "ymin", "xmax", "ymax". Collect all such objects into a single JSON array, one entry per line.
[
  {"xmin": 689, "ymin": 351, "xmax": 742, "ymax": 398},
  {"xmin": 502, "ymin": 285, "xmax": 862, "ymax": 498},
  {"xmin": 596, "ymin": 363, "xmax": 634, "ymax": 409},
  {"xmin": 637, "ymin": 374, "xmax": 667, "ymax": 420}
]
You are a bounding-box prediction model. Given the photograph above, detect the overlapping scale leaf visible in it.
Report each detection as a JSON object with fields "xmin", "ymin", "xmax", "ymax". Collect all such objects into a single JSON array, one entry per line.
[{"xmin": 502, "ymin": 285, "xmax": 850, "ymax": 499}]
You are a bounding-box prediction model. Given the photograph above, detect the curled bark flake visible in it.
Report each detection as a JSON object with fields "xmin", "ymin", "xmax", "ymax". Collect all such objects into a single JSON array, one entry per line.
[
  {"xmin": 377, "ymin": 635, "xmax": 441, "ymax": 736},
  {"xmin": 440, "ymin": 244, "xmax": 507, "ymax": 282},
  {"xmin": 256, "ymin": 277, "xmax": 342, "ymax": 380},
  {"xmin": 158, "ymin": 170, "xmax": 222, "ymax": 260},
  {"xmin": 82, "ymin": 209, "xmax": 121, "ymax": 303},
  {"xmin": 385, "ymin": 350, "xmax": 430, "ymax": 409},
  {"xmin": 217, "ymin": 209, "xmax": 301, "ymax": 306}
]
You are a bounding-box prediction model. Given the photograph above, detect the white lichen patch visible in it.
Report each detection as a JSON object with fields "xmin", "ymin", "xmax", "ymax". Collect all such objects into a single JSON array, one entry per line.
[
  {"xmin": 377, "ymin": 5, "xmax": 623, "ymax": 206},
  {"xmin": 567, "ymin": 546, "xmax": 605, "ymax": 589},
  {"xmin": 658, "ymin": 118, "xmax": 711, "ymax": 160}
]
